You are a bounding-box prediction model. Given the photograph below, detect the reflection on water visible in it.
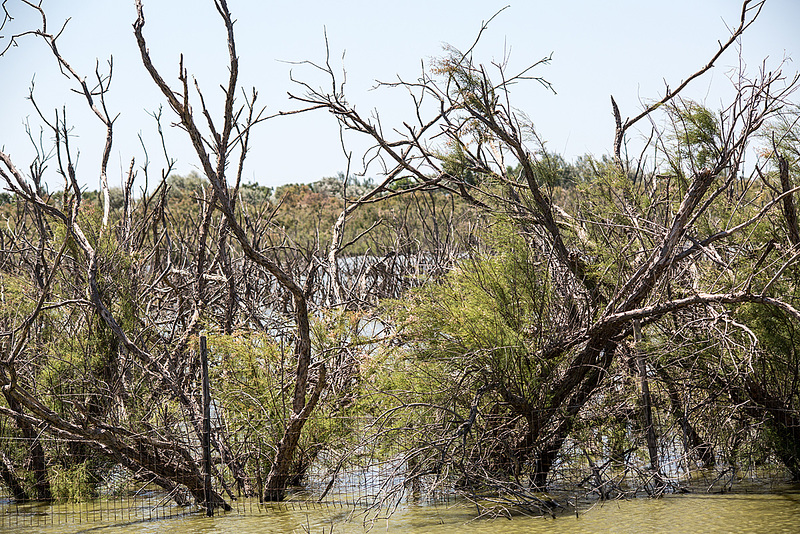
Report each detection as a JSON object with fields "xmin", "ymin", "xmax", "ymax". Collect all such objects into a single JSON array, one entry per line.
[{"xmin": 1, "ymin": 490, "xmax": 799, "ymax": 534}]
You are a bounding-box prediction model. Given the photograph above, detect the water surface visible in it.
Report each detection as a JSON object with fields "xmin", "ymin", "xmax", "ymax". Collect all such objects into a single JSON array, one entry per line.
[{"xmin": 2, "ymin": 490, "xmax": 799, "ymax": 533}]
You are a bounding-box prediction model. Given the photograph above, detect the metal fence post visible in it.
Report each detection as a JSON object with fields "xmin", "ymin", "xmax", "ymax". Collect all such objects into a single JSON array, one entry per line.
[{"xmin": 200, "ymin": 333, "xmax": 213, "ymax": 516}]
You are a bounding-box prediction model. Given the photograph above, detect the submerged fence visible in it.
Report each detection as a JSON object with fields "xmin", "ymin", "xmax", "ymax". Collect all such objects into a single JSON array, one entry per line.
[
  {"xmin": 0, "ymin": 418, "xmax": 431, "ymax": 529},
  {"xmin": 0, "ymin": 413, "xmax": 794, "ymax": 529},
  {"xmin": 1, "ymin": 333, "xmax": 797, "ymax": 528}
]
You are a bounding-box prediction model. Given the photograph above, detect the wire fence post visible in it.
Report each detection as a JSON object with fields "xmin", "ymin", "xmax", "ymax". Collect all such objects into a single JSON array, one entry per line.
[{"xmin": 200, "ymin": 333, "xmax": 213, "ymax": 517}]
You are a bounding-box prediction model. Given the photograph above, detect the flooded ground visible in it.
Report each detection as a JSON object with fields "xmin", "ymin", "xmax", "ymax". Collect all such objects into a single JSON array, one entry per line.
[{"xmin": 1, "ymin": 488, "xmax": 799, "ymax": 534}]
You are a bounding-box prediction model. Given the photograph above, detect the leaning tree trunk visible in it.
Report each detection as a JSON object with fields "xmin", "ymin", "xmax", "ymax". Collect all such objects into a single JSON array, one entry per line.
[
  {"xmin": 531, "ymin": 339, "xmax": 617, "ymax": 487},
  {"xmin": 744, "ymin": 376, "xmax": 800, "ymax": 481},
  {"xmin": 0, "ymin": 449, "xmax": 28, "ymax": 502},
  {"xmin": 634, "ymin": 320, "xmax": 665, "ymax": 493},
  {"xmin": 656, "ymin": 364, "xmax": 715, "ymax": 467},
  {"xmin": 3, "ymin": 393, "xmax": 51, "ymax": 501},
  {"xmin": 134, "ymin": 0, "xmax": 331, "ymax": 501},
  {"xmin": 263, "ymin": 361, "xmax": 326, "ymax": 501}
]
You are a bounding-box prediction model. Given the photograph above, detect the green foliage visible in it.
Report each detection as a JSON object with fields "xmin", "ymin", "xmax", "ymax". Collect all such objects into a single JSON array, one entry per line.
[
  {"xmin": 50, "ymin": 462, "xmax": 97, "ymax": 503},
  {"xmin": 762, "ymin": 105, "xmax": 800, "ymax": 163},
  {"xmin": 518, "ymin": 151, "xmax": 580, "ymax": 189},
  {"xmin": 439, "ymin": 141, "xmax": 480, "ymax": 185},
  {"xmin": 380, "ymin": 217, "xmax": 559, "ymax": 436},
  {"xmin": 239, "ymin": 181, "xmax": 273, "ymax": 205},
  {"xmin": 0, "ymin": 273, "xmax": 37, "ymax": 322},
  {"xmin": 394, "ymin": 222, "xmax": 546, "ymax": 357},
  {"xmin": 167, "ymin": 171, "xmax": 206, "ymax": 196},
  {"xmin": 669, "ymin": 101, "xmax": 721, "ymax": 171},
  {"xmin": 432, "ymin": 46, "xmax": 496, "ymax": 115},
  {"xmin": 310, "ymin": 173, "xmax": 373, "ymax": 199},
  {"xmin": 205, "ymin": 332, "xmax": 284, "ymax": 422},
  {"xmin": 204, "ymin": 317, "xmax": 377, "ymax": 479}
]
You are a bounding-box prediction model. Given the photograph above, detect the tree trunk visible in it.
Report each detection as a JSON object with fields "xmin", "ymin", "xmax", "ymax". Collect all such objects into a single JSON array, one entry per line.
[
  {"xmin": 779, "ymin": 155, "xmax": 800, "ymax": 247},
  {"xmin": 3, "ymin": 394, "xmax": 51, "ymax": 501},
  {"xmin": 743, "ymin": 376, "xmax": 800, "ymax": 480},
  {"xmin": 656, "ymin": 364, "xmax": 715, "ymax": 467},
  {"xmin": 531, "ymin": 339, "xmax": 617, "ymax": 488},
  {"xmin": 634, "ymin": 320, "xmax": 665, "ymax": 493},
  {"xmin": 263, "ymin": 362, "xmax": 326, "ymax": 501},
  {"xmin": 0, "ymin": 449, "xmax": 28, "ymax": 502}
]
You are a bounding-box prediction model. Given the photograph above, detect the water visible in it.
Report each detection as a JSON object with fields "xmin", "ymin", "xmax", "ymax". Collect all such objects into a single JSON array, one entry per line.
[{"xmin": 2, "ymin": 490, "xmax": 799, "ymax": 534}]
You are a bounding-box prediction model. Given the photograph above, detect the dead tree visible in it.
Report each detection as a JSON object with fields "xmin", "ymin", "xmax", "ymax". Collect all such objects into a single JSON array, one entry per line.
[
  {"xmin": 133, "ymin": 0, "xmax": 329, "ymax": 501},
  {"xmin": 0, "ymin": 3, "xmax": 235, "ymax": 509}
]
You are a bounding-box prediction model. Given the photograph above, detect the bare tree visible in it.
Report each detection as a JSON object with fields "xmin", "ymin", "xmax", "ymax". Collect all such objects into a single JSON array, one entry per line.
[
  {"xmin": 0, "ymin": 2, "xmax": 240, "ymax": 509},
  {"xmin": 132, "ymin": 0, "xmax": 332, "ymax": 501}
]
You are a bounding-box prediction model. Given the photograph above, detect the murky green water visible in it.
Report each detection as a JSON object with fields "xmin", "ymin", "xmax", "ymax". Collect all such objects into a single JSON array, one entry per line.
[{"xmin": 2, "ymin": 490, "xmax": 799, "ymax": 533}]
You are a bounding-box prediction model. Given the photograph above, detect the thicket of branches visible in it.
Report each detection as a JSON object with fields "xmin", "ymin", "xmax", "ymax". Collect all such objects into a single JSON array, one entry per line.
[{"xmin": 0, "ymin": 0, "xmax": 798, "ymax": 517}]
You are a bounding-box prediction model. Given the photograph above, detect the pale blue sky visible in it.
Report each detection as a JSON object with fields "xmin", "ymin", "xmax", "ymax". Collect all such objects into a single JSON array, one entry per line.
[{"xmin": 1, "ymin": 0, "xmax": 798, "ymax": 190}]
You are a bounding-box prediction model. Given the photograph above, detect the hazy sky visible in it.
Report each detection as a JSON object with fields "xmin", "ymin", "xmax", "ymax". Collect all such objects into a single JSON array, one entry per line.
[{"xmin": 1, "ymin": 0, "xmax": 798, "ymax": 190}]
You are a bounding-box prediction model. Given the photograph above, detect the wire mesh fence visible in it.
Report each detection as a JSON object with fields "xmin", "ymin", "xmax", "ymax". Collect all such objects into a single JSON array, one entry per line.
[
  {"xmin": 0, "ymin": 417, "xmax": 439, "ymax": 528},
  {"xmin": 1, "ymin": 326, "xmax": 798, "ymax": 528},
  {"xmin": 0, "ymin": 405, "xmax": 795, "ymax": 529}
]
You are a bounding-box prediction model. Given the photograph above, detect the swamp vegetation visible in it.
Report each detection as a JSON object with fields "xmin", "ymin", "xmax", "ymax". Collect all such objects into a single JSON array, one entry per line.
[{"xmin": 0, "ymin": 0, "xmax": 799, "ymax": 526}]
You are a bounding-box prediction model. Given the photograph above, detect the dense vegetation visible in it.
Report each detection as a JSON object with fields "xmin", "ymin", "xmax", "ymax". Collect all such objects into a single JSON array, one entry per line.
[{"xmin": 0, "ymin": 0, "xmax": 798, "ymax": 518}]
